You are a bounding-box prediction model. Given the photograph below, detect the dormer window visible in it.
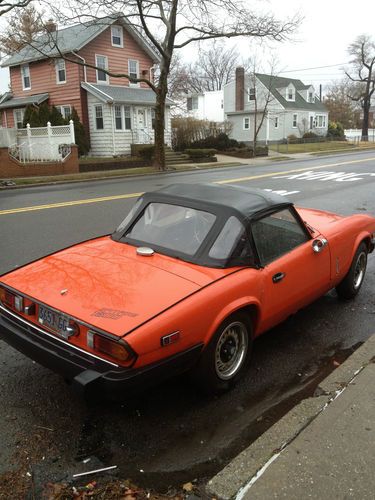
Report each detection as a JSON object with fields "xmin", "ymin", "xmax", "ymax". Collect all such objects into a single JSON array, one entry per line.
[
  {"xmin": 21, "ymin": 64, "xmax": 31, "ymax": 90},
  {"xmin": 286, "ymin": 85, "xmax": 295, "ymax": 101},
  {"xmin": 111, "ymin": 25, "xmax": 123, "ymax": 47},
  {"xmin": 308, "ymin": 91, "xmax": 314, "ymax": 103}
]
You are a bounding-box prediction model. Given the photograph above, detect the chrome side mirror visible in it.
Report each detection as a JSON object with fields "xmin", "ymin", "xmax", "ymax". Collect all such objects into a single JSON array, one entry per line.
[{"xmin": 312, "ymin": 238, "xmax": 328, "ymax": 253}]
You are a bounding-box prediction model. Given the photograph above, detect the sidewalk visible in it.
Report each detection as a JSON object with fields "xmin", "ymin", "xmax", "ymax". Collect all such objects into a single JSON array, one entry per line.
[{"xmin": 207, "ymin": 334, "xmax": 375, "ymax": 500}]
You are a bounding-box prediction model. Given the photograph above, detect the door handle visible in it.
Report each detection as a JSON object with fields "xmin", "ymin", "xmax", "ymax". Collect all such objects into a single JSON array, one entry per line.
[{"xmin": 272, "ymin": 272, "xmax": 285, "ymax": 283}]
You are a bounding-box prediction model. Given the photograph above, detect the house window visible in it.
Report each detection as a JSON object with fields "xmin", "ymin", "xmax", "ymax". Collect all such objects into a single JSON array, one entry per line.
[
  {"xmin": 55, "ymin": 59, "xmax": 66, "ymax": 83},
  {"xmin": 124, "ymin": 106, "xmax": 131, "ymax": 129},
  {"xmin": 315, "ymin": 114, "xmax": 327, "ymax": 128},
  {"xmin": 21, "ymin": 64, "xmax": 31, "ymax": 90},
  {"xmin": 14, "ymin": 108, "xmax": 25, "ymax": 128},
  {"xmin": 248, "ymin": 88, "xmax": 256, "ymax": 101},
  {"xmin": 274, "ymin": 117, "xmax": 279, "ymax": 128},
  {"xmin": 287, "ymin": 86, "xmax": 295, "ymax": 101},
  {"xmin": 243, "ymin": 117, "xmax": 250, "ymax": 130},
  {"xmin": 292, "ymin": 114, "xmax": 297, "ymax": 128},
  {"xmin": 128, "ymin": 59, "xmax": 139, "ymax": 86},
  {"xmin": 187, "ymin": 96, "xmax": 198, "ymax": 110},
  {"xmin": 115, "ymin": 105, "xmax": 122, "ymax": 130},
  {"xmin": 111, "ymin": 25, "xmax": 123, "ymax": 47},
  {"xmin": 96, "ymin": 55, "xmax": 109, "ymax": 83},
  {"xmin": 151, "ymin": 108, "xmax": 156, "ymax": 129},
  {"xmin": 95, "ymin": 105, "xmax": 104, "ymax": 129},
  {"xmin": 56, "ymin": 105, "xmax": 71, "ymax": 119},
  {"xmin": 308, "ymin": 91, "xmax": 314, "ymax": 103}
]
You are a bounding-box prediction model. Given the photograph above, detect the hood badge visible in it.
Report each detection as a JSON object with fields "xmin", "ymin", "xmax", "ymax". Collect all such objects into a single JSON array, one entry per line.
[{"xmin": 60, "ymin": 289, "xmax": 68, "ymax": 296}]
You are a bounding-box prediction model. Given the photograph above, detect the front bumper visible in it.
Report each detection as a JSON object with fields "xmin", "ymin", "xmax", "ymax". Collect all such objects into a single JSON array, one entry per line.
[{"xmin": 0, "ymin": 305, "xmax": 203, "ymax": 400}]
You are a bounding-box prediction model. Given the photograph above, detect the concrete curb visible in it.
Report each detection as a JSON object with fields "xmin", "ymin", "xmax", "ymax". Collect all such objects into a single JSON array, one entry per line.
[{"xmin": 206, "ymin": 335, "xmax": 375, "ymax": 500}]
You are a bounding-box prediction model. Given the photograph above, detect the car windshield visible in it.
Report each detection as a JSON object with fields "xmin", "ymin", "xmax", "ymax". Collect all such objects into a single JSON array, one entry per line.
[{"xmin": 125, "ymin": 202, "xmax": 216, "ymax": 256}]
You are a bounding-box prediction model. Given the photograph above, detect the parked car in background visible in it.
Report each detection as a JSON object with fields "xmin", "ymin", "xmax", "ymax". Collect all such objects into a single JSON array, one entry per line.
[{"xmin": 0, "ymin": 184, "xmax": 374, "ymax": 398}]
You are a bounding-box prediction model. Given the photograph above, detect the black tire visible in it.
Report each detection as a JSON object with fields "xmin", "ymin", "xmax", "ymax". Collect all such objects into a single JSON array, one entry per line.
[
  {"xmin": 336, "ymin": 242, "xmax": 368, "ymax": 300},
  {"xmin": 190, "ymin": 312, "xmax": 253, "ymax": 394}
]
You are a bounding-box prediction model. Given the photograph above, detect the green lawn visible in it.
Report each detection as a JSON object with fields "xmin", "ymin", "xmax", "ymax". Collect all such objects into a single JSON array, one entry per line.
[{"xmin": 269, "ymin": 141, "xmax": 357, "ymax": 154}]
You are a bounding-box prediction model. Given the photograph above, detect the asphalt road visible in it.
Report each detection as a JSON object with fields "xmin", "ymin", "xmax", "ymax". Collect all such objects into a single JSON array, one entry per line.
[{"xmin": 0, "ymin": 150, "xmax": 375, "ymax": 493}]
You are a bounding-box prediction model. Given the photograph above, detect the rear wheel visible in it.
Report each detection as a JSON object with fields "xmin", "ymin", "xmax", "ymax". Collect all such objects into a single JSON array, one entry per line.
[
  {"xmin": 336, "ymin": 242, "xmax": 368, "ymax": 300},
  {"xmin": 190, "ymin": 312, "xmax": 253, "ymax": 394}
]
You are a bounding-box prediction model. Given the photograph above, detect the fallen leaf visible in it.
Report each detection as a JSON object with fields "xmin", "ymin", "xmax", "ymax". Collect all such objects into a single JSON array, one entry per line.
[{"xmin": 183, "ymin": 482, "xmax": 194, "ymax": 492}]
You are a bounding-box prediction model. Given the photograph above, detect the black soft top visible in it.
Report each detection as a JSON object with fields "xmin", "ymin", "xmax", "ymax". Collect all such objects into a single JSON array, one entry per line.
[{"xmin": 151, "ymin": 183, "xmax": 291, "ymax": 219}]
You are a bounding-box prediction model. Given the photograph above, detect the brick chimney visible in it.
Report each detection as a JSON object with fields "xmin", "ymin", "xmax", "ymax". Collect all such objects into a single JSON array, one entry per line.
[
  {"xmin": 45, "ymin": 19, "xmax": 57, "ymax": 33},
  {"xmin": 235, "ymin": 67, "xmax": 245, "ymax": 111}
]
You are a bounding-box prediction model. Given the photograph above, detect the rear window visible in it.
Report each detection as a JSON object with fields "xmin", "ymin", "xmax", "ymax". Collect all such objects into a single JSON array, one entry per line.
[{"xmin": 125, "ymin": 203, "xmax": 216, "ymax": 256}]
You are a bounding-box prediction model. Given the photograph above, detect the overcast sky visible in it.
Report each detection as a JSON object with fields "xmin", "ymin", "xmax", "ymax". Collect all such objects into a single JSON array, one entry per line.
[{"xmin": 0, "ymin": 0, "xmax": 375, "ymax": 94}]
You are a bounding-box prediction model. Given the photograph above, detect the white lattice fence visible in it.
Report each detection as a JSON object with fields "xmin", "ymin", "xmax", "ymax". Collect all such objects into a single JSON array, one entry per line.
[{"xmin": 9, "ymin": 121, "xmax": 75, "ymax": 163}]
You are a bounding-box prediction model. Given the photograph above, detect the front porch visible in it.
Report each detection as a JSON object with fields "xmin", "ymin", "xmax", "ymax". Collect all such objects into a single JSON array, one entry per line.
[{"xmin": 83, "ymin": 83, "xmax": 172, "ymax": 157}]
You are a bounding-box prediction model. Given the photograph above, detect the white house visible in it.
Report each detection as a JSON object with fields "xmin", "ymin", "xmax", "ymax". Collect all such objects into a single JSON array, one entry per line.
[
  {"xmin": 185, "ymin": 90, "xmax": 225, "ymax": 122},
  {"xmin": 224, "ymin": 68, "xmax": 329, "ymax": 143}
]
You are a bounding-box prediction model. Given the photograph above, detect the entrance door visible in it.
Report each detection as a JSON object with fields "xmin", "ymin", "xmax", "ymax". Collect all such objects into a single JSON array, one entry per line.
[{"xmin": 136, "ymin": 108, "xmax": 147, "ymax": 143}]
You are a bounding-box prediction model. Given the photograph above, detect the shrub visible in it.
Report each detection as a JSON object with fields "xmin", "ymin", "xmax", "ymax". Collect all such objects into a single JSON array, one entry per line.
[
  {"xmin": 327, "ymin": 121, "xmax": 345, "ymax": 138},
  {"xmin": 189, "ymin": 133, "xmax": 239, "ymax": 151},
  {"xmin": 171, "ymin": 117, "xmax": 233, "ymax": 151},
  {"xmin": 287, "ymin": 134, "xmax": 298, "ymax": 141},
  {"xmin": 69, "ymin": 107, "xmax": 90, "ymax": 156},
  {"xmin": 302, "ymin": 131, "xmax": 318, "ymax": 139},
  {"xmin": 185, "ymin": 148, "xmax": 217, "ymax": 158},
  {"xmin": 137, "ymin": 145, "xmax": 155, "ymax": 160}
]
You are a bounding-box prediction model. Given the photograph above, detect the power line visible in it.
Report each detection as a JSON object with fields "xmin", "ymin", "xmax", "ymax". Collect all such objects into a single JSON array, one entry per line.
[{"xmin": 279, "ymin": 63, "xmax": 347, "ymax": 73}]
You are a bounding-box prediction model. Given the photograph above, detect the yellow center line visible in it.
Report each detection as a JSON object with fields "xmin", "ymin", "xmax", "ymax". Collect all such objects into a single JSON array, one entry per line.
[
  {"xmin": 0, "ymin": 192, "xmax": 144, "ymax": 216},
  {"xmin": 1, "ymin": 156, "xmax": 375, "ymax": 216},
  {"xmin": 215, "ymin": 156, "xmax": 375, "ymax": 184}
]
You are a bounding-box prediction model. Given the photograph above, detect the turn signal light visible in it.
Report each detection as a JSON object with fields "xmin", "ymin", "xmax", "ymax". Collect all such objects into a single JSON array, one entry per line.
[{"xmin": 87, "ymin": 330, "xmax": 135, "ymax": 364}]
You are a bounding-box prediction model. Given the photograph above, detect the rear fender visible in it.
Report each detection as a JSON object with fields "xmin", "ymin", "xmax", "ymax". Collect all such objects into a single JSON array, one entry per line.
[
  {"xmin": 353, "ymin": 231, "xmax": 374, "ymax": 257},
  {"xmin": 202, "ymin": 297, "xmax": 261, "ymax": 346}
]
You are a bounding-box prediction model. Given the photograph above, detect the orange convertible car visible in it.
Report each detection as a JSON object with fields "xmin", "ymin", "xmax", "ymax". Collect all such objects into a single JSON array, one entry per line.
[{"xmin": 1, "ymin": 184, "xmax": 374, "ymax": 397}]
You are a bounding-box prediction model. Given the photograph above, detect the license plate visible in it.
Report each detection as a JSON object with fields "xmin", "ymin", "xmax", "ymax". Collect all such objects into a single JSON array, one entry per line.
[{"xmin": 38, "ymin": 305, "xmax": 70, "ymax": 338}]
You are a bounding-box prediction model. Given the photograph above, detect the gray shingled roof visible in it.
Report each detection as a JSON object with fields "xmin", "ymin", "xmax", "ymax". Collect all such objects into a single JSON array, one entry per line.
[
  {"xmin": 255, "ymin": 73, "xmax": 327, "ymax": 111},
  {"xmin": 2, "ymin": 15, "xmax": 160, "ymax": 68},
  {"xmin": 82, "ymin": 82, "xmax": 173, "ymax": 105},
  {"xmin": 0, "ymin": 92, "xmax": 49, "ymax": 109}
]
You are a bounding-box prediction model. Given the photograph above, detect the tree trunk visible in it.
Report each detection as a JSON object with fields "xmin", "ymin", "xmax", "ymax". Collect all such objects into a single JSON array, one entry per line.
[
  {"xmin": 153, "ymin": 68, "xmax": 169, "ymax": 170},
  {"xmin": 362, "ymin": 98, "xmax": 370, "ymax": 141}
]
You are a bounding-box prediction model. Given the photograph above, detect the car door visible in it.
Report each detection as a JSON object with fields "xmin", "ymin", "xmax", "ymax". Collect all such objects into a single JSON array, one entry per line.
[{"xmin": 251, "ymin": 207, "xmax": 331, "ymax": 333}]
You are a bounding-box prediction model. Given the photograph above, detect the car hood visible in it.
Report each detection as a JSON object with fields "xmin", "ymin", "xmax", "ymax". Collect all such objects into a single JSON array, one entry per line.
[{"xmin": 1, "ymin": 237, "xmax": 227, "ymax": 336}]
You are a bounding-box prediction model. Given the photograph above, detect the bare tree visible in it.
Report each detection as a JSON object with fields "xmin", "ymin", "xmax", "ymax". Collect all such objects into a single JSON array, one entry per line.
[
  {"xmin": 324, "ymin": 79, "xmax": 360, "ymax": 129},
  {"xmin": 246, "ymin": 57, "xmax": 279, "ymax": 156},
  {"xmin": 0, "ymin": 0, "xmax": 33, "ymax": 17},
  {"xmin": 345, "ymin": 34, "xmax": 375, "ymax": 140},
  {"xmin": 182, "ymin": 40, "xmax": 251, "ymax": 93},
  {"xmin": 31, "ymin": 0, "xmax": 300, "ymax": 169},
  {"xmin": 0, "ymin": 5, "xmax": 45, "ymax": 55}
]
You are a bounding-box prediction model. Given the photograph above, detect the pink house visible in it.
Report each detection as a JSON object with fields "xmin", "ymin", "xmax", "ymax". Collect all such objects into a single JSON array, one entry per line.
[{"xmin": 0, "ymin": 16, "xmax": 172, "ymax": 156}]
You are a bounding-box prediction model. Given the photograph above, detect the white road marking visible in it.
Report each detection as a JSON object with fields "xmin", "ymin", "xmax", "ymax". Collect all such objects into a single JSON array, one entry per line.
[
  {"xmin": 263, "ymin": 189, "xmax": 300, "ymax": 196},
  {"xmin": 272, "ymin": 171, "xmax": 375, "ymax": 182}
]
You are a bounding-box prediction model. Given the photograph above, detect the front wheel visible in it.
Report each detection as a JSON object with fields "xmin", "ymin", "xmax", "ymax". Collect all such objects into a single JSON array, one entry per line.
[
  {"xmin": 336, "ymin": 242, "xmax": 368, "ymax": 300},
  {"xmin": 190, "ymin": 312, "xmax": 253, "ymax": 394}
]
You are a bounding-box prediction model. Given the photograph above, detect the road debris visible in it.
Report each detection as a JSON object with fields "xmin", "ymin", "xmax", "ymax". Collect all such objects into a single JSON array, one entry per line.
[{"xmin": 72, "ymin": 465, "xmax": 118, "ymax": 478}]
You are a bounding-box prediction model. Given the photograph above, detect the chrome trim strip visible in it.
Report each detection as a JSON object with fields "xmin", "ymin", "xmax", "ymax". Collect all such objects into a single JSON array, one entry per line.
[{"xmin": 0, "ymin": 304, "xmax": 119, "ymax": 368}]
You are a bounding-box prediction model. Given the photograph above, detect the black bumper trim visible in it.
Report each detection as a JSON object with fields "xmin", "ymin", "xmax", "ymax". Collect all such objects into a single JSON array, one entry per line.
[{"xmin": 0, "ymin": 306, "xmax": 203, "ymax": 399}]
